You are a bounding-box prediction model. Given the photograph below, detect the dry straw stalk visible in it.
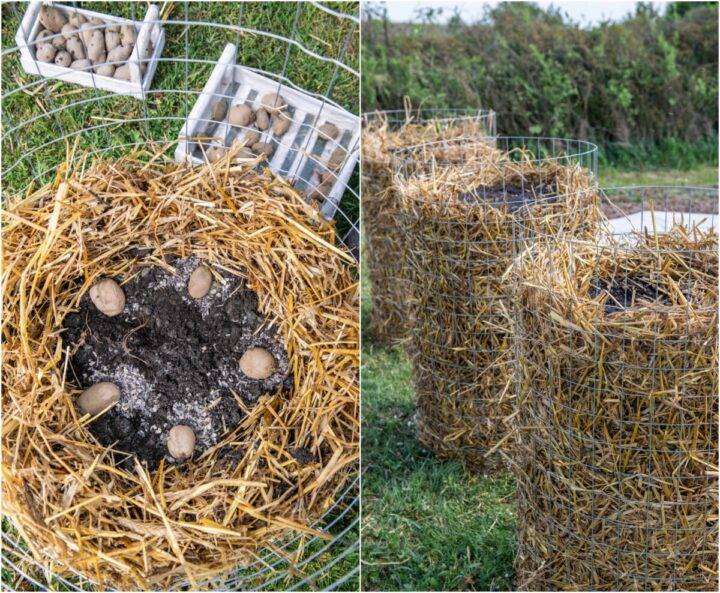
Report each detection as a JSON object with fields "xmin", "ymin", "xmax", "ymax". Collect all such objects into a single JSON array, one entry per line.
[
  {"xmin": 361, "ymin": 111, "xmax": 494, "ymax": 346},
  {"xmin": 513, "ymin": 223, "xmax": 718, "ymax": 591},
  {"xmin": 394, "ymin": 141, "xmax": 598, "ymax": 471},
  {"xmin": 1, "ymin": 142, "xmax": 359, "ymax": 590}
]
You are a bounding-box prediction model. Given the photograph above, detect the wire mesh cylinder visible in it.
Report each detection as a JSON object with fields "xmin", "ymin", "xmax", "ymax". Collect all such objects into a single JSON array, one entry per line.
[
  {"xmin": 513, "ymin": 187, "xmax": 719, "ymax": 591},
  {"xmin": 1, "ymin": 2, "xmax": 359, "ymax": 591},
  {"xmin": 392, "ymin": 136, "xmax": 599, "ymax": 472},
  {"xmin": 361, "ymin": 107, "xmax": 496, "ymax": 346}
]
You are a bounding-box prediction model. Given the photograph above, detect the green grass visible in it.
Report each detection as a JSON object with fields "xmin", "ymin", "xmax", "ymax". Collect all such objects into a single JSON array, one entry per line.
[
  {"xmin": 600, "ymin": 164, "xmax": 718, "ymax": 187},
  {"xmin": 360, "ymin": 256, "xmax": 517, "ymax": 592},
  {"xmin": 1, "ymin": 1, "xmax": 359, "ymax": 194},
  {"xmin": 1, "ymin": 2, "xmax": 359, "ymax": 591}
]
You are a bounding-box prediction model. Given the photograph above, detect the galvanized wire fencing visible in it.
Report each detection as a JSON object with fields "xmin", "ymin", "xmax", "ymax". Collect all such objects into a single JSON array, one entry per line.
[
  {"xmin": 1, "ymin": 2, "xmax": 359, "ymax": 590},
  {"xmin": 513, "ymin": 187, "xmax": 718, "ymax": 591},
  {"xmin": 392, "ymin": 136, "xmax": 599, "ymax": 471},
  {"xmin": 361, "ymin": 107, "xmax": 496, "ymax": 345}
]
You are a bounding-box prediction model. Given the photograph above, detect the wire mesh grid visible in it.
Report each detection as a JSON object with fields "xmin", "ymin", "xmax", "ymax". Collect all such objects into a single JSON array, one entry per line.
[
  {"xmin": 360, "ymin": 108, "xmax": 496, "ymax": 345},
  {"xmin": 1, "ymin": 2, "xmax": 359, "ymax": 590},
  {"xmin": 512, "ymin": 186, "xmax": 718, "ymax": 591},
  {"xmin": 391, "ymin": 136, "xmax": 599, "ymax": 471}
]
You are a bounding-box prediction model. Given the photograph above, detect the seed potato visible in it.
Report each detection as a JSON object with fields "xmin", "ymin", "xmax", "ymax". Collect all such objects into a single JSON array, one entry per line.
[
  {"xmin": 95, "ymin": 63, "xmax": 115, "ymax": 77},
  {"xmin": 211, "ymin": 99, "xmax": 227, "ymax": 122},
  {"xmin": 77, "ymin": 382, "xmax": 120, "ymax": 416},
  {"xmin": 36, "ymin": 43, "xmax": 56, "ymax": 63},
  {"xmin": 39, "ymin": 6, "xmax": 68, "ymax": 33},
  {"xmin": 328, "ymin": 145, "xmax": 346, "ymax": 169},
  {"xmin": 54, "ymin": 50, "xmax": 71, "ymax": 67},
  {"xmin": 255, "ymin": 108, "xmax": 270, "ymax": 130},
  {"xmin": 272, "ymin": 112, "xmax": 292, "ymax": 136},
  {"xmin": 105, "ymin": 29, "xmax": 121, "ymax": 51},
  {"xmin": 234, "ymin": 147, "xmax": 256, "ymax": 159},
  {"xmin": 252, "ymin": 142, "xmax": 274, "ymax": 157},
  {"xmin": 260, "ymin": 92, "xmax": 285, "ymax": 113},
  {"xmin": 228, "ymin": 103, "xmax": 253, "ymax": 127},
  {"xmin": 89, "ymin": 278, "xmax": 125, "ymax": 316},
  {"xmin": 70, "ymin": 58, "xmax": 92, "ymax": 70},
  {"xmin": 167, "ymin": 425, "xmax": 195, "ymax": 460},
  {"xmin": 317, "ymin": 122, "xmax": 339, "ymax": 141},
  {"xmin": 206, "ymin": 146, "xmax": 227, "ymax": 163},
  {"xmin": 120, "ymin": 24, "xmax": 136, "ymax": 45},
  {"xmin": 66, "ymin": 36, "xmax": 86, "ymax": 60},
  {"xmin": 239, "ymin": 348, "xmax": 275, "ymax": 379},
  {"xmin": 107, "ymin": 43, "xmax": 133, "ymax": 63},
  {"xmin": 188, "ymin": 266, "xmax": 213, "ymax": 298},
  {"xmin": 113, "ymin": 64, "xmax": 131, "ymax": 80},
  {"xmin": 51, "ymin": 33, "xmax": 66, "ymax": 49}
]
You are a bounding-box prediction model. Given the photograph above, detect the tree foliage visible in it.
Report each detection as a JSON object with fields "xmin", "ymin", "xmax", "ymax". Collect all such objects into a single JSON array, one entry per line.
[{"xmin": 362, "ymin": 2, "xmax": 718, "ymax": 147}]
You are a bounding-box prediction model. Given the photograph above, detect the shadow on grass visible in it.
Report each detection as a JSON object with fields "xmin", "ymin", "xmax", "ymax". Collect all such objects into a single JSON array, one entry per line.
[{"xmin": 361, "ymin": 305, "xmax": 517, "ymax": 591}]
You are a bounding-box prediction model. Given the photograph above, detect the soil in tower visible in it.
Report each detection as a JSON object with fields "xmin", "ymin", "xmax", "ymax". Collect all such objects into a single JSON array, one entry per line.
[
  {"xmin": 459, "ymin": 182, "xmax": 559, "ymax": 211},
  {"xmin": 63, "ymin": 257, "xmax": 290, "ymax": 470}
]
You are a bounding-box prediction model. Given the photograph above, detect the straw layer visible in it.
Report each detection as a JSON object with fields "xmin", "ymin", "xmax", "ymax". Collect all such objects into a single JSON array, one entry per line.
[
  {"xmin": 361, "ymin": 114, "xmax": 493, "ymax": 345},
  {"xmin": 395, "ymin": 148, "xmax": 597, "ymax": 471},
  {"xmin": 1, "ymin": 144, "xmax": 359, "ymax": 590},
  {"xmin": 513, "ymin": 225, "xmax": 718, "ymax": 590}
]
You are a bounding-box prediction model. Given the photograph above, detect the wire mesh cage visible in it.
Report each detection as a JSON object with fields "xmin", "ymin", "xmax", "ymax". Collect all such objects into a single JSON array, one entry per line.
[
  {"xmin": 512, "ymin": 186, "xmax": 718, "ymax": 591},
  {"xmin": 391, "ymin": 136, "xmax": 599, "ymax": 472},
  {"xmin": 361, "ymin": 107, "xmax": 496, "ymax": 345},
  {"xmin": 1, "ymin": 2, "xmax": 359, "ymax": 591}
]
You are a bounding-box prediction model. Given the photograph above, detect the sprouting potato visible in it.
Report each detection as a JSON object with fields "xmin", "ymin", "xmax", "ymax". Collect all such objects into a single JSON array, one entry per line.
[
  {"xmin": 210, "ymin": 99, "xmax": 227, "ymax": 122},
  {"xmin": 167, "ymin": 425, "xmax": 195, "ymax": 460},
  {"xmin": 35, "ymin": 43, "xmax": 56, "ymax": 63},
  {"xmin": 228, "ymin": 103, "xmax": 253, "ymax": 127},
  {"xmin": 272, "ymin": 112, "xmax": 292, "ymax": 136},
  {"xmin": 255, "ymin": 108, "xmax": 270, "ymax": 131},
  {"xmin": 234, "ymin": 129, "xmax": 260, "ymax": 147},
  {"xmin": 39, "ymin": 6, "xmax": 68, "ymax": 33},
  {"xmin": 35, "ymin": 29, "xmax": 52, "ymax": 44},
  {"xmin": 317, "ymin": 122, "xmax": 339, "ymax": 141},
  {"xmin": 54, "ymin": 50, "xmax": 71, "ymax": 67},
  {"xmin": 239, "ymin": 348, "xmax": 275, "ymax": 379}
]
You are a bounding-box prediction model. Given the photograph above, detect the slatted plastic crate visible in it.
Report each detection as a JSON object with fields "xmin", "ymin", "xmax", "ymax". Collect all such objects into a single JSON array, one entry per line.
[
  {"xmin": 175, "ymin": 43, "xmax": 360, "ymax": 221},
  {"xmin": 15, "ymin": 1, "xmax": 165, "ymax": 99}
]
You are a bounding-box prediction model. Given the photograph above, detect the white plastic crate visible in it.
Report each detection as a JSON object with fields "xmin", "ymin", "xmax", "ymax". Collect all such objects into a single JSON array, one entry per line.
[
  {"xmin": 175, "ymin": 43, "xmax": 360, "ymax": 221},
  {"xmin": 15, "ymin": 2, "xmax": 165, "ymax": 100}
]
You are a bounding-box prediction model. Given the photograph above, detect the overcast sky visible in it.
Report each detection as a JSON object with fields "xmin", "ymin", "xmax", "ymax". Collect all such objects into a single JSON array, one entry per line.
[{"xmin": 368, "ymin": 1, "xmax": 670, "ymax": 26}]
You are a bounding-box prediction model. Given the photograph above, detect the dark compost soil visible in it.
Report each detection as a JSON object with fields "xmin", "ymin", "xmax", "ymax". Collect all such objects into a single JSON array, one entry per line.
[
  {"xmin": 63, "ymin": 257, "xmax": 289, "ymax": 469},
  {"xmin": 459, "ymin": 182, "xmax": 559, "ymax": 211}
]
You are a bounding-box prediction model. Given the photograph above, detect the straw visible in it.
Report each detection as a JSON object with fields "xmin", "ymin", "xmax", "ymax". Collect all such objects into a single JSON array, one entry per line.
[
  {"xmin": 393, "ymin": 138, "xmax": 598, "ymax": 471},
  {"xmin": 512, "ymin": 221, "xmax": 718, "ymax": 590},
  {"xmin": 361, "ymin": 108, "xmax": 495, "ymax": 346},
  {"xmin": 1, "ymin": 143, "xmax": 359, "ymax": 590}
]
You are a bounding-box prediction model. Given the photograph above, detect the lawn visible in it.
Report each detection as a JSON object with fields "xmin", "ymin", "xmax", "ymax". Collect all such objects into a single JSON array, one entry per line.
[
  {"xmin": 360, "ymin": 257, "xmax": 517, "ymax": 592},
  {"xmin": 1, "ymin": 2, "xmax": 359, "ymax": 591}
]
